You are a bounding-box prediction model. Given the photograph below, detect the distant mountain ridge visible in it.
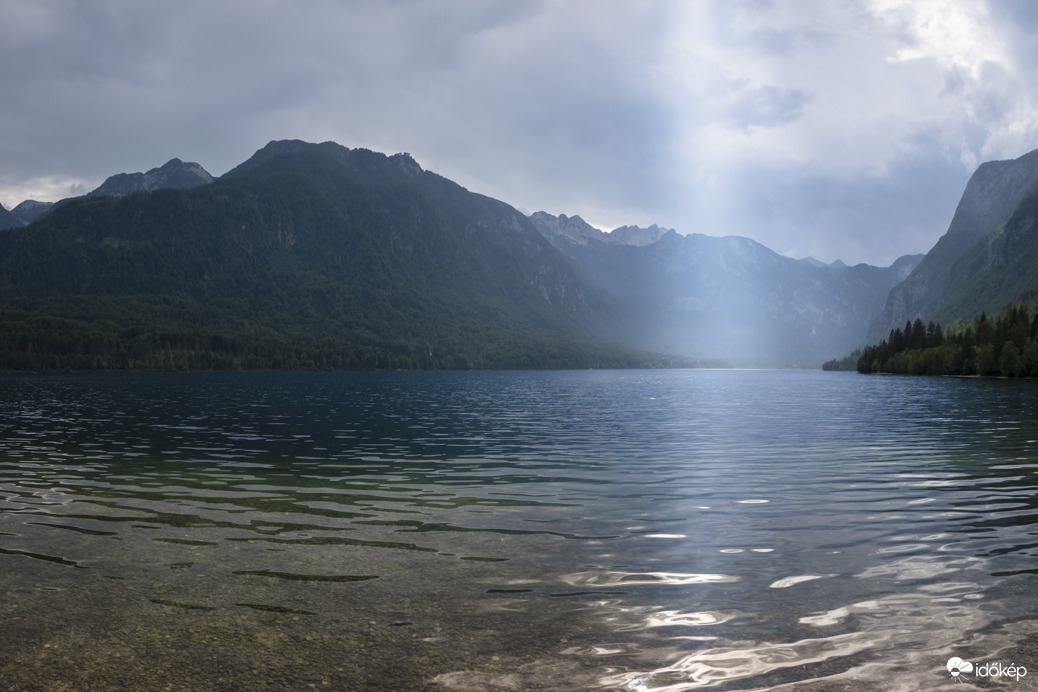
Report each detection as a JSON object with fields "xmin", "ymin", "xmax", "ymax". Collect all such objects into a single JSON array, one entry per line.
[
  {"xmin": 527, "ymin": 212, "xmax": 673, "ymax": 248},
  {"xmin": 530, "ymin": 211, "xmax": 921, "ymax": 367},
  {"xmin": 87, "ymin": 158, "xmax": 212, "ymax": 198},
  {"xmin": 10, "ymin": 200, "xmax": 55, "ymax": 225},
  {"xmin": 609, "ymin": 224, "xmax": 671, "ymax": 246},
  {"xmin": 867, "ymin": 149, "xmax": 1038, "ymax": 344},
  {"xmin": 0, "ymin": 158, "xmax": 213, "ymax": 231},
  {"xmin": 0, "ymin": 204, "xmax": 18, "ymax": 230},
  {"xmin": 800, "ymin": 256, "xmax": 847, "ymax": 269}
]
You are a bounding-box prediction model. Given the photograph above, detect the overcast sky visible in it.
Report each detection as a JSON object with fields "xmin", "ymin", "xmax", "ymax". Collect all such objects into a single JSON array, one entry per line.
[{"xmin": 4, "ymin": 0, "xmax": 1038, "ymax": 265}]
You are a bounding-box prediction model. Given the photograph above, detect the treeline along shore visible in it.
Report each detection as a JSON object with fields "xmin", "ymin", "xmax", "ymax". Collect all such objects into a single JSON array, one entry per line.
[{"xmin": 852, "ymin": 300, "xmax": 1038, "ymax": 377}]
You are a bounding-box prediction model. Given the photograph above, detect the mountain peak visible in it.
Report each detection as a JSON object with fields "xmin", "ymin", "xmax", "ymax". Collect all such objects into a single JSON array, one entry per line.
[
  {"xmin": 0, "ymin": 203, "xmax": 18, "ymax": 231},
  {"xmin": 221, "ymin": 140, "xmax": 426, "ymax": 184},
  {"xmin": 12, "ymin": 199, "xmax": 54, "ymax": 215},
  {"xmin": 799, "ymin": 256, "xmax": 848, "ymax": 269},
  {"xmin": 9, "ymin": 199, "xmax": 55, "ymax": 227},
  {"xmin": 88, "ymin": 158, "xmax": 213, "ymax": 198},
  {"xmin": 609, "ymin": 224, "xmax": 672, "ymax": 246},
  {"xmin": 528, "ymin": 212, "xmax": 607, "ymax": 246},
  {"xmin": 389, "ymin": 152, "xmax": 423, "ymax": 176},
  {"xmin": 529, "ymin": 213, "xmax": 677, "ymax": 248}
]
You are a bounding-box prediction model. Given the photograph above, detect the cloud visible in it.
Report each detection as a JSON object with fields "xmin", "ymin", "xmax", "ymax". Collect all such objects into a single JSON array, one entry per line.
[
  {"xmin": 0, "ymin": 176, "xmax": 88, "ymax": 210},
  {"xmin": 868, "ymin": 0, "xmax": 1038, "ymax": 163},
  {"xmin": 651, "ymin": 0, "xmax": 1038, "ymax": 261},
  {"xmin": 727, "ymin": 85, "xmax": 814, "ymax": 131},
  {"xmin": 2, "ymin": 0, "xmax": 1038, "ymax": 264}
]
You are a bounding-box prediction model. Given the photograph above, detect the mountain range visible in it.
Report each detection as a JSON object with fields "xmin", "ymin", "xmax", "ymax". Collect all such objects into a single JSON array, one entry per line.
[
  {"xmin": 0, "ymin": 158, "xmax": 213, "ymax": 230},
  {"xmin": 5, "ymin": 138, "xmax": 1030, "ymax": 370},
  {"xmin": 529, "ymin": 212, "xmax": 919, "ymax": 367},
  {"xmin": 0, "ymin": 142, "xmax": 667, "ymax": 370}
]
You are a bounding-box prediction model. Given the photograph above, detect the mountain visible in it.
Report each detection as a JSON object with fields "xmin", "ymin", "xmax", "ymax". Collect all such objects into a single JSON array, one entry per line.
[
  {"xmin": 0, "ymin": 160, "xmax": 213, "ymax": 232},
  {"xmin": 930, "ymin": 184, "xmax": 1038, "ymax": 325},
  {"xmin": 87, "ymin": 158, "xmax": 213, "ymax": 198},
  {"xmin": 800, "ymin": 256, "xmax": 847, "ymax": 269},
  {"xmin": 525, "ymin": 212, "xmax": 614, "ymax": 246},
  {"xmin": 0, "ymin": 140, "xmax": 692, "ymax": 371},
  {"xmin": 866, "ymin": 149, "xmax": 1038, "ymax": 344},
  {"xmin": 0, "ymin": 200, "xmax": 56, "ymax": 230},
  {"xmin": 11, "ymin": 200, "xmax": 55, "ymax": 225},
  {"xmin": 610, "ymin": 224, "xmax": 670, "ymax": 246},
  {"xmin": 0, "ymin": 204, "xmax": 18, "ymax": 231},
  {"xmin": 530, "ymin": 212, "xmax": 921, "ymax": 367},
  {"xmin": 526, "ymin": 213, "xmax": 672, "ymax": 248}
]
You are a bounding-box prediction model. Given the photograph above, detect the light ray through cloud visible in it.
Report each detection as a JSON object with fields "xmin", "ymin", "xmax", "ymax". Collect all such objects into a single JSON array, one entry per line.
[{"xmin": 2, "ymin": 0, "xmax": 1038, "ymax": 265}]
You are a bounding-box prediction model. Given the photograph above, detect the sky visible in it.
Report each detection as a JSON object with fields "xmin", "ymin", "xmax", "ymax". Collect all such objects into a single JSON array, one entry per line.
[{"xmin": 4, "ymin": 0, "xmax": 1038, "ymax": 266}]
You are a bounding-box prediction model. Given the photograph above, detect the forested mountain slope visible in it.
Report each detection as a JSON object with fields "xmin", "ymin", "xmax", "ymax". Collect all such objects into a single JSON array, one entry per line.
[{"xmin": 0, "ymin": 141, "xmax": 686, "ymax": 370}]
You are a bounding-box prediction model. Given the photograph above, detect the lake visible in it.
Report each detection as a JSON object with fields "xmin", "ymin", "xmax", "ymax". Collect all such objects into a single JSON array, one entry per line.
[{"xmin": 0, "ymin": 369, "xmax": 1036, "ymax": 690}]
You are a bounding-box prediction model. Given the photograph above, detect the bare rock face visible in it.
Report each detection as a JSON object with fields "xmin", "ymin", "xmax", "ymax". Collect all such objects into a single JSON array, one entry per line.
[{"xmin": 865, "ymin": 149, "xmax": 1038, "ymax": 345}]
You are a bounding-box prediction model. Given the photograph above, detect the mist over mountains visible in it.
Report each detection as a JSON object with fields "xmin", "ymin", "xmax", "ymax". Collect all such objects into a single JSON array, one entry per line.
[
  {"xmin": 4, "ymin": 138, "xmax": 1033, "ymax": 370},
  {"xmin": 529, "ymin": 213, "xmax": 918, "ymax": 367}
]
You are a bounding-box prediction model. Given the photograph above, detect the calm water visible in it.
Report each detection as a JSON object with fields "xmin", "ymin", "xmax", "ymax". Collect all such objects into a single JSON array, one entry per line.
[{"xmin": 1, "ymin": 370, "xmax": 1036, "ymax": 691}]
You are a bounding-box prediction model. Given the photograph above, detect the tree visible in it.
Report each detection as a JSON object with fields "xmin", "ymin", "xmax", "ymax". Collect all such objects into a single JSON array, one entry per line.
[
  {"xmin": 1009, "ymin": 310, "xmax": 1029, "ymax": 351},
  {"xmin": 976, "ymin": 344, "xmax": 999, "ymax": 376},
  {"xmin": 977, "ymin": 313, "xmax": 995, "ymax": 345},
  {"xmin": 926, "ymin": 321, "xmax": 943, "ymax": 348},
  {"xmin": 1001, "ymin": 342, "xmax": 1026, "ymax": 377},
  {"xmin": 910, "ymin": 318, "xmax": 926, "ymax": 350},
  {"xmin": 1024, "ymin": 340, "xmax": 1038, "ymax": 377},
  {"xmin": 889, "ymin": 326, "xmax": 905, "ymax": 353}
]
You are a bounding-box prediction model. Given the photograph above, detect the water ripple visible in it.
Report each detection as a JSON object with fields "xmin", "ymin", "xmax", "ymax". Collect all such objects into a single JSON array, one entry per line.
[{"xmin": 1, "ymin": 371, "xmax": 1037, "ymax": 690}]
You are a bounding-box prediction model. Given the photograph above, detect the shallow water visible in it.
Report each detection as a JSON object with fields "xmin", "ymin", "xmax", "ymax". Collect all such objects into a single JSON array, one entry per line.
[{"xmin": 0, "ymin": 370, "xmax": 1036, "ymax": 690}]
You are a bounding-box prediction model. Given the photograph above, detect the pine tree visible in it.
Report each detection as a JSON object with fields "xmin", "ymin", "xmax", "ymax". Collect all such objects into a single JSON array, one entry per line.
[{"xmin": 911, "ymin": 318, "xmax": 926, "ymax": 350}]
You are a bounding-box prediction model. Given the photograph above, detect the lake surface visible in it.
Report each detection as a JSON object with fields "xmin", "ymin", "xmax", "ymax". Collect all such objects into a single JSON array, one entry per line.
[{"xmin": 0, "ymin": 369, "xmax": 1036, "ymax": 690}]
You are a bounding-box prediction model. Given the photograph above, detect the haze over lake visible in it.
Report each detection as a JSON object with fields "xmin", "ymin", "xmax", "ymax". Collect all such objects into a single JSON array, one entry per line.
[{"xmin": 1, "ymin": 369, "xmax": 1036, "ymax": 690}]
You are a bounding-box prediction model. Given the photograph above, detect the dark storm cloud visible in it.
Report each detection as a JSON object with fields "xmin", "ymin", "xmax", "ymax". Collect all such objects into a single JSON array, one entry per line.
[
  {"xmin": 3, "ymin": 1, "xmax": 1038, "ymax": 265},
  {"xmin": 1, "ymin": 0, "xmax": 679, "ymax": 222}
]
